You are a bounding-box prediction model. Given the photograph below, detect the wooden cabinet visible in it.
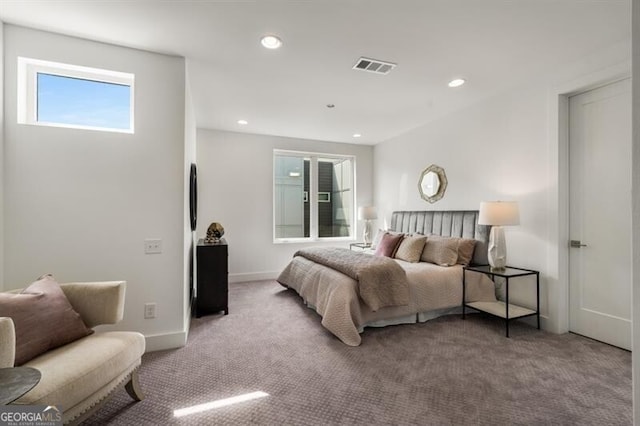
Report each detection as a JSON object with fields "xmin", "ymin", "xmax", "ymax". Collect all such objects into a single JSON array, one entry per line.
[{"xmin": 195, "ymin": 239, "xmax": 228, "ymax": 317}]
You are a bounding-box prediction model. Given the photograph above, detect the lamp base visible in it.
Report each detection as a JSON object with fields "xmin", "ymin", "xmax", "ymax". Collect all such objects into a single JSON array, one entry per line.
[
  {"xmin": 363, "ymin": 220, "xmax": 372, "ymax": 245},
  {"xmin": 487, "ymin": 226, "xmax": 507, "ymax": 270}
]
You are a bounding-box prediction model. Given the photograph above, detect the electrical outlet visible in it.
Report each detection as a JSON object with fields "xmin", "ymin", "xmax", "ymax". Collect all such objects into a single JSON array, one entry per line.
[
  {"xmin": 144, "ymin": 303, "xmax": 156, "ymax": 319},
  {"xmin": 144, "ymin": 239, "xmax": 162, "ymax": 254}
]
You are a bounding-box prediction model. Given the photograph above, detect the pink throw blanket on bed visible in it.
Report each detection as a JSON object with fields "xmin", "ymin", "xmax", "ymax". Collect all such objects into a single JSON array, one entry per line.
[{"xmin": 294, "ymin": 247, "xmax": 410, "ymax": 311}]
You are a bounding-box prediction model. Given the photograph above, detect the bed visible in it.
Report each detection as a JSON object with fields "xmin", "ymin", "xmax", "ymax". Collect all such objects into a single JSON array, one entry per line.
[{"xmin": 277, "ymin": 210, "xmax": 498, "ymax": 346}]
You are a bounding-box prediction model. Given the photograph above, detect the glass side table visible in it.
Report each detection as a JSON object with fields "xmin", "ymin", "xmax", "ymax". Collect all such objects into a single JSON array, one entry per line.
[
  {"xmin": 349, "ymin": 243, "xmax": 371, "ymax": 251},
  {"xmin": 462, "ymin": 265, "xmax": 540, "ymax": 337},
  {"xmin": 0, "ymin": 366, "xmax": 41, "ymax": 405}
]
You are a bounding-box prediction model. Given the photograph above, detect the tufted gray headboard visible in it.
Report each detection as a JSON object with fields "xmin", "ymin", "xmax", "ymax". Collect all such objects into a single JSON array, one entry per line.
[{"xmin": 389, "ymin": 210, "xmax": 490, "ymax": 265}]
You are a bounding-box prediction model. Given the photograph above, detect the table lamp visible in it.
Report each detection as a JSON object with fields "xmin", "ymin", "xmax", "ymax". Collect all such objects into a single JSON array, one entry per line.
[
  {"xmin": 478, "ymin": 201, "xmax": 520, "ymax": 270},
  {"xmin": 358, "ymin": 206, "xmax": 378, "ymax": 245}
]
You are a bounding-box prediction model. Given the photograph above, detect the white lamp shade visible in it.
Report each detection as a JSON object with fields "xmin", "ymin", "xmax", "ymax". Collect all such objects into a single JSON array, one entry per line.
[
  {"xmin": 358, "ymin": 206, "xmax": 378, "ymax": 221},
  {"xmin": 478, "ymin": 201, "xmax": 520, "ymax": 226}
]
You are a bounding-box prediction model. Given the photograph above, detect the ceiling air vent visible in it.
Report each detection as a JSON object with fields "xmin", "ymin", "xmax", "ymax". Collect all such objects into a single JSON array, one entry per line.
[{"xmin": 352, "ymin": 57, "xmax": 397, "ymax": 75}]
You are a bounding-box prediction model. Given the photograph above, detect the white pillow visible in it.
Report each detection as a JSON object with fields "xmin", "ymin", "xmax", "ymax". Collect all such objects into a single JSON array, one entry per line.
[{"xmin": 370, "ymin": 228, "xmax": 385, "ymax": 249}]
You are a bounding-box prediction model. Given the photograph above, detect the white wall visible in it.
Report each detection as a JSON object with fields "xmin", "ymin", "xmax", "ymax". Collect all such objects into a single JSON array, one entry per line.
[
  {"xmin": 374, "ymin": 42, "xmax": 631, "ymax": 334},
  {"xmin": 183, "ymin": 70, "xmax": 197, "ymax": 335},
  {"xmin": 196, "ymin": 129, "xmax": 374, "ymax": 281},
  {"xmin": 375, "ymin": 82, "xmax": 549, "ymax": 316},
  {"xmin": 631, "ymin": 0, "xmax": 639, "ymax": 421},
  {"xmin": 3, "ymin": 25, "xmax": 187, "ymax": 350},
  {"xmin": 0, "ymin": 23, "xmax": 4, "ymax": 291}
]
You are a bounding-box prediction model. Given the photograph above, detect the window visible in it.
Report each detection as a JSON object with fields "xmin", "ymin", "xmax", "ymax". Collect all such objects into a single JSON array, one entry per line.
[
  {"xmin": 274, "ymin": 150, "xmax": 355, "ymax": 242},
  {"xmin": 18, "ymin": 57, "xmax": 134, "ymax": 133}
]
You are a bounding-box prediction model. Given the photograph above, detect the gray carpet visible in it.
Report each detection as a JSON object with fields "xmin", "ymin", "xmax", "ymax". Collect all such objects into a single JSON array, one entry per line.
[{"xmin": 85, "ymin": 280, "xmax": 631, "ymax": 425}]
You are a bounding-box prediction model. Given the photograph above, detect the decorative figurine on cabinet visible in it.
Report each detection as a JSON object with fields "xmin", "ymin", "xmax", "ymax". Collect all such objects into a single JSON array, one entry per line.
[{"xmin": 205, "ymin": 222, "xmax": 225, "ymax": 243}]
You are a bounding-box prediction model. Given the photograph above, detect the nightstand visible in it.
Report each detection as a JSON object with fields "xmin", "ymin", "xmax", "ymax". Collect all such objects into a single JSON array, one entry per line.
[
  {"xmin": 462, "ymin": 265, "xmax": 540, "ymax": 337},
  {"xmin": 349, "ymin": 242, "xmax": 371, "ymax": 251}
]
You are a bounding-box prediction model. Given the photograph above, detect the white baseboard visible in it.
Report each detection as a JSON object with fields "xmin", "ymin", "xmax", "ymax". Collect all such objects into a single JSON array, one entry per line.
[
  {"xmin": 145, "ymin": 330, "xmax": 188, "ymax": 352},
  {"xmin": 518, "ymin": 313, "xmax": 551, "ymax": 331},
  {"xmin": 229, "ymin": 271, "xmax": 279, "ymax": 283}
]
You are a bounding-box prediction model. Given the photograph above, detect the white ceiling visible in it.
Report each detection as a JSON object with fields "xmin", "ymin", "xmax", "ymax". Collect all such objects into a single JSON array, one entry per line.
[{"xmin": 0, "ymin": 0, "xmax": 630, "ymax": 145}]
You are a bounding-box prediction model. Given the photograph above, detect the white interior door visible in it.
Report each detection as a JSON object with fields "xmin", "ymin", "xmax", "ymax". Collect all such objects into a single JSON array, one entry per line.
[{"xmin": 569, "ymin": 78, "xmax": 632, "ymax": 350}]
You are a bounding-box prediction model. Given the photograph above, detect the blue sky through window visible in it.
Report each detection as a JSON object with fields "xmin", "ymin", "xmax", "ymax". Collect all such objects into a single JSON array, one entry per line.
[{"xmin": 37, "ymin": 73, "xmax": 131, "ymax": 130}]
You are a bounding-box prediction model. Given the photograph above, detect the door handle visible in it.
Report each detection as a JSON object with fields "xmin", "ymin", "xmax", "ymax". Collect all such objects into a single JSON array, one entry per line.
[{"xmin": 570, "ymin": 240, "xmax": 587, "ymax": 248}]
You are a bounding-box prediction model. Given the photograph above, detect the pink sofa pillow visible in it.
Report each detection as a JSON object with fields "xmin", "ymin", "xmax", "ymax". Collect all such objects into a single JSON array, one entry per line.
[{"xmin": 0, "ymin": 275, "xmax": 93, "ymax": 365}]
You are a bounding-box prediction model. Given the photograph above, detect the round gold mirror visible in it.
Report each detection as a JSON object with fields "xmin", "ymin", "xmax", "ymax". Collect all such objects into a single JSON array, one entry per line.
[{"xmin": 418, "ymin": 164, "xmax": 447, "ymax": 203}]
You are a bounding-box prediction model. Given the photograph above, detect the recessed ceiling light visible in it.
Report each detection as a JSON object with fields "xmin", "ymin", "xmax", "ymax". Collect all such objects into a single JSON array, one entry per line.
[
  {"xmin": 448, "ymin": 78, "xmax": 466, "ymax": 88},
  {"xmin": 260, "ymin": 35, "xmax": 282, "ymax": 49},
  {"xmin": 237, "ymin": 119, "xmax": 248, "ymax": 125},
  {"xmin": 353, "ymin": 133, "xmax": 362, "ymax": 138},
  {"xmin": 326, "ymin": 104, "xmax": 335, "ymax": 109}
]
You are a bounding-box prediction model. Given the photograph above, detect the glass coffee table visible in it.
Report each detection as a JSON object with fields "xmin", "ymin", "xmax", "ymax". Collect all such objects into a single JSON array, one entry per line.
[{"xmin": 0, "ymin": 367, "xmax": 41, "ymax": 405}]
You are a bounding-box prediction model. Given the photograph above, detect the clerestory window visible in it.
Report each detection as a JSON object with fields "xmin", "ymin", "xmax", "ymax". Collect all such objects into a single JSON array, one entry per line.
[{"xmin": 18, "ymin": 57, "xmax": 134, "ymax": 133}]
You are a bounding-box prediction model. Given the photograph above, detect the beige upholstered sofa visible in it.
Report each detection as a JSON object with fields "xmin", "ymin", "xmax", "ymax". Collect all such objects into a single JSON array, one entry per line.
[{"xmin": 0, "ymin": 281, "xmax": 145, "ymax": 425}]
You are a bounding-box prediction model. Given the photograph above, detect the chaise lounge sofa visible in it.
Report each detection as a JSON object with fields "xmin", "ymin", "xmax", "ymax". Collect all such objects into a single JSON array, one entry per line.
[{"xmin": 0, "ymin": 280, "xmax": 145, "ymax": 425}]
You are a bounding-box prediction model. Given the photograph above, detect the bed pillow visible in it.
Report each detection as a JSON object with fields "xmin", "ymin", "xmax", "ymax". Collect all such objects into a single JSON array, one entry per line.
[
  {"xmin": 456, "ymin": 238, "xmax": 477, "ymax": 266},
  {"xmin": 394, "ymin": 235, "xmax": 427, "ymax": 263},
  {"xmin": 370, "ymin": 229, "xmax": 385, "ymax": 249},
  {"xmin": 421, "ymin": 235, "xmax": 459, "ymax": 266},
  {"xmin": 374, "ymin": 232, "xmax": 404, "ymax": 257},
  {"xmin": 0, "ymin": 275, "xmax": 93, "ymax": 365}
]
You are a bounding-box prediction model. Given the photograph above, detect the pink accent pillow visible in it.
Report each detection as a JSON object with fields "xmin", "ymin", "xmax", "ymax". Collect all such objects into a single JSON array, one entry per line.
[
  {"xmin": 374, "ymin": 232, "xmax": 404, "ymax": 257},
  {"xmin": 0, "ymin": 275, "xmax": 93, "ymax": 365}
]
